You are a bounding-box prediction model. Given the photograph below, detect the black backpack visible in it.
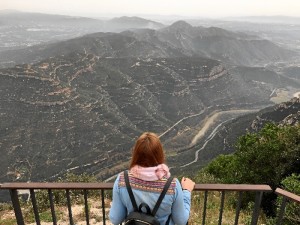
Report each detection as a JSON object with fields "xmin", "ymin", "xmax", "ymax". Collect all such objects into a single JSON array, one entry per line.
[{"xmin": 124, "ymin": 170, "xmax": 173, "ymax": 225}]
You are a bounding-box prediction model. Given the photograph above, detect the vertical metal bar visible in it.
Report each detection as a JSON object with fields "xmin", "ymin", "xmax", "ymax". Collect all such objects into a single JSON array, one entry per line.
[
  {"xmin": 84, "ymin": 189, "xmax": 90, "ymax": 225},
  {"xmin": 276, "ymin": 196, "xmax": 287, "ymax": 225},
  {"xmin": 218, "ymin": 191, "xmax": 225, "ymax": 225},
  {"xmin": 48, "ymin": 189, "xmax": 57, "ymax": 225},
  {"xmin": 251, "ymin": 191, "xmax": 263, "ymax": 225},
  {"xmin": 202, "ymin": 190, "xmax": 208, "ymax": 225},
  {"xmin": 66, "ymin": 189, "xmax": 74, "ymax": 225},
  {"xmin": 101, "ymin": 189, "xmax": 106, "ymax": 225},
  {"xmin": 30, "ymin": 189, "xmax": 41, "ymax": 225},
  {"xmin": 9, "ymin": 189, "xmax": 25, "ymax": 225},
  {"xmin": 234, "ymin": 192, "xmax": 243, "ymax": 225}
]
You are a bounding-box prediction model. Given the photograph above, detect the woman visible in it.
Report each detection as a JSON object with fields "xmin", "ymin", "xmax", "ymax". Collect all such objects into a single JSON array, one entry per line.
[{"xmin": 109, "ymin": 132, "xmax": 195, "ymax": 225}]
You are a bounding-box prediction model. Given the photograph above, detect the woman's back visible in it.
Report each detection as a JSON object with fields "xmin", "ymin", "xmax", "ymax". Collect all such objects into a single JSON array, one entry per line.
[
  {"xmin": 108, "ymin": 132, "xmax": 194, "ymax": 225},
  {"xmin": 109, "ymin": 171, "xmax": 191, "ymax": 225}
]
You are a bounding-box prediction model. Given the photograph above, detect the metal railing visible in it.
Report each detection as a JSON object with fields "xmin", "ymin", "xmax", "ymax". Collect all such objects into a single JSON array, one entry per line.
[
  {"xmin": 0, "ymin": 182, "xmax": 299, "ymax": 225},
  {"xmin": 274, "ymin": 188, "xmax": 300, "ymax": 225}
]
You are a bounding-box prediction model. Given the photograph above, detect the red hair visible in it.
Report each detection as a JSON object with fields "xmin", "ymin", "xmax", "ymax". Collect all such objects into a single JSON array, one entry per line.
[{"xmin": 130, "ymin": 132, "xmax": 165, "ymax": 168}]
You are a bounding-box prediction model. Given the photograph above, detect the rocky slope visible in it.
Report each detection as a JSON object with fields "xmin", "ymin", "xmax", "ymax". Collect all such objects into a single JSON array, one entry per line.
[
  {"xmin": 0, "ymin": 15, "xmax": 299, "ymax": 184},
  {"xmin": 0, "ymin": 50, "xmax": 279, "ymax": 182},
  {"xmin": 125, "ymin": 21, "xmax": 296, "ymax": 66},
  {"xmin": 176, "ymin": 98, "xmax": 300, "ymax": 176}
]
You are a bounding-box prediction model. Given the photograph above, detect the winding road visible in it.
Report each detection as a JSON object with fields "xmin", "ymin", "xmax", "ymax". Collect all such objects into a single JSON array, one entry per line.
[
  {"xmin": 180, "ymin": 109, "xmax": 258, "ymax": 167},
  {"xmin": 104, "ymin": 108, "xmax": 258, "ymax": 181}
]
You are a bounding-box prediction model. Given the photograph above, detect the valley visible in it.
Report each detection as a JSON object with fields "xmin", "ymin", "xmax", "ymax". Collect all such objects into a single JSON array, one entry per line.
[{"xmin": 0, "ymin": 11, "xmax": 299, "ymax": 187}]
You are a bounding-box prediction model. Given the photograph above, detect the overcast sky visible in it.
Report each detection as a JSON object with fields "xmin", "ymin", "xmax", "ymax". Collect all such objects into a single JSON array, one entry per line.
[{"xmin": 1, "ymin": 0, "xmax": 300, "ymax": 18}]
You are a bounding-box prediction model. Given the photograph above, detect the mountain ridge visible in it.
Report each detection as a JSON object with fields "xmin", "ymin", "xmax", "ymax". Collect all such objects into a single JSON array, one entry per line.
[
  {"xmin": 0, "ymin": 12, "xmax": 299, "ymax": 185},
  {"xmin": 0, "ymin": 51, "xmax": 279, "ymax": 182},
  {"xmin": 0, "ymin": 20, "xmax": 295, "ymax": 68},
  {"xmin": 172, "ymin": 97, "xmax": 300, "ymax": 176}
]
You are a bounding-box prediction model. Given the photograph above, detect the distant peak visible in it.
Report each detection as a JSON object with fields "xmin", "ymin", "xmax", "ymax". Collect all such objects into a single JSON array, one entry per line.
[
  {"xmin": 169, "ymin": 20, "xmax": 193, "ymax": 29},
  {"xmin": 108, "ymin": 16, "xmax": 164, "ymax": 29},
  {"xmin": 110, "ymin": 16, "xmax": 148, "ymax": 22}
]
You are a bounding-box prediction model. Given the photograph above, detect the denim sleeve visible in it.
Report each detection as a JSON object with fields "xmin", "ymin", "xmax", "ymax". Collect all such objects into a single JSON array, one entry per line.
[
  {"xmin": 109, "ymin": 174, "xmax": 127, "ymax": 225},
  {"xmin": 171, "ymin": 179, "xmax": 191, "ymax": 225}
]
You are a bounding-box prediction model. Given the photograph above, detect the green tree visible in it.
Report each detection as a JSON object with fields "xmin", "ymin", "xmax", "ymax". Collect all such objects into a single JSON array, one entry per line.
[
  {"xmin": 235, "ymin": 123, "xmax": 300, "ymax": 188},
  {"xmin": 205, "ymin": 123, "xmax": 300, "ymax": 216},
  {"xmin": 279, "ymin": 174, "xmax": 300, "ymax": 225},
  {"xmin": 205, "ymin": 154, "xmax": 237, "ymax": 183},
  {"xmin": 207, "ymin": 123, "xmax": 300, "ymax": 189}
]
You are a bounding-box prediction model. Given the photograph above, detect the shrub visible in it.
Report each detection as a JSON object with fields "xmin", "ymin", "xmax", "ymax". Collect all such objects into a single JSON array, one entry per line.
[{"xmin": 278, "ymin": 174, "xmax": 300, "ymax": 225}]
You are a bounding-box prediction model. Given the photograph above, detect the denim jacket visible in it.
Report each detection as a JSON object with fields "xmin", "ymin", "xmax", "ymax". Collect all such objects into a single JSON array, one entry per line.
[{"xmin": 109, "ymin": 172, "xmax": 191, "ymax": 225}]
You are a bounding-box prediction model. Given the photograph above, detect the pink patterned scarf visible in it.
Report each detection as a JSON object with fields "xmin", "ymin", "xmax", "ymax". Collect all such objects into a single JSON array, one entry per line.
[{"xmin": 130, "ymin": 164, "xmax": 171, "ymax": 181}]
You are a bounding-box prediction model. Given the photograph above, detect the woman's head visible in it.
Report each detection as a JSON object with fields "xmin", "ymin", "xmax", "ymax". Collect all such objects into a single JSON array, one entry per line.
[{"xmin": 130, "ymin": 132, "xmax": 165, "ymax": 168}]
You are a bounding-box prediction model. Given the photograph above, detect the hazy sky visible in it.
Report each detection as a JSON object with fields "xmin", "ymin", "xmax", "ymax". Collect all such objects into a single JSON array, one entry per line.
[{"xmin": 1, "ymin": 0, "xmax": 300, "ymax": 18}]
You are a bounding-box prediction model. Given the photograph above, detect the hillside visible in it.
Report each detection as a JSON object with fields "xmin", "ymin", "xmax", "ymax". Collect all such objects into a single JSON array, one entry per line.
[
  {"xmin": 176, "ymin": 98, "xmax": 300, "ymax": 176},
  {"xmin": 0, "ymin": 49, "xmax": 280, "ymax": 183},
  {"xmin": 126, "ymin": 21, "xmax": 295, "ymax": 66},
  {"xmin": 0, "ymin": 14, "xmax": 299, "ymax": 185},
  {"xmin": 0, "ymin": 11, "xmax": 165, "ymax": 65},
  {"xmin": 0, "ymin": 20, "xmax": 296, "ymax": 68}
]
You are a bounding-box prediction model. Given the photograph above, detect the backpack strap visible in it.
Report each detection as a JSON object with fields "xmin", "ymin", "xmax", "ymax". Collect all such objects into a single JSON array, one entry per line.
[
  {"xmin": 124, "ymin": 170, "xmax": 138, "ymax": 211},
  {"xmin": 151, "ymin": 176, "xmax": 173, "ymax": 216},
  {"xmin": 124, "ymin": 170, "xmax": 174, "ymax": 218}
]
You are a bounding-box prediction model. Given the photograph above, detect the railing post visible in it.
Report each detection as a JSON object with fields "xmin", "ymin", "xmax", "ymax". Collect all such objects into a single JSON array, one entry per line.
[
  {"xmin": 276, "ymin": 196, "xmax": 287, "ymax": 225},
  {"xmin": 218, "ymin": 191, "xmax": 225, "ymax": 225},
  {"xmin": 202, "ymin": 190, "xmax": 208, "ymax": 225},
  {"xmin": 101, "ymin": 189, "xmax": 106, "ymax": 225},
  {"xmin": 30, "ymin": 189, "xmax": 41, "ymax": 225},
  {"xmin": 66, "ymin": 189, "xmax": 74, "ymax": 225},
  {"xmin": 9, "ymin": 189, "xmax": 25, "ymax": 225},
  {"xmin": 48, "ymin": 189, "xmax": 57, "ymax": 225},
  {"xmin": 84, "ymin": 189, "xmax": 90, "ymax": 225},
  {"xmin": 251, "ymin": 191, "xmax": 263, "ymax": 225},
  {"xmin": 234, "ymin": 192, "xmax": 243, "ymax": 225}
]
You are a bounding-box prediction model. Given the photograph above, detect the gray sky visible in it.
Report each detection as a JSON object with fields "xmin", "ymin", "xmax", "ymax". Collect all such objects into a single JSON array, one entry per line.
[{"xmin": 1, "ymin": 0, "xmax": 300, "ymax": 18}]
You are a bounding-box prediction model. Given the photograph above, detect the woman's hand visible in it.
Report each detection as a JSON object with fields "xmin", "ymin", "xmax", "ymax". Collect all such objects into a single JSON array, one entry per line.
[{"xmin": 181, "ymin": 177, "xmax": 195, "ymax": 192}]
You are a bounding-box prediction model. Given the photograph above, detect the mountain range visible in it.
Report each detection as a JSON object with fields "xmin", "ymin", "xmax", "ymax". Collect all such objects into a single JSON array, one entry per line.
[
  {"xmin": 0, "ymin": 10, "xmax": 164, "ymax": 55},
  {"xmin": 0, "ymin": 12, "xmax": 299, "ymax": 184},
  {"xmin": 0, "ymin": 18, "xmax": 296, "ymax": 68}
]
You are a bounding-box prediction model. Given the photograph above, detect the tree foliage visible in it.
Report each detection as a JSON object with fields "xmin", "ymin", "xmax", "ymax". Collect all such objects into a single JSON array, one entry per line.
[
  {"xmin": 206, "ymin": 123, "xmax": 300, "ymax": 189},
  {"xmin": 205, "ymin": 123, "xmax": 300, "ymax": 217},
  {"xmin": 279, "ymin": 174, "xmax": 300, "ymax": 224}
]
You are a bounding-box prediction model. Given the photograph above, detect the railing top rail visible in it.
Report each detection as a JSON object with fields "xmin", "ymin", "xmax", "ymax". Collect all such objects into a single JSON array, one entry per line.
[
  {"xmin": 275, "ymin": 188, "xmax": 300, "ymax": 203},
  {"xmin": 0, "ymin": 182, "xmax": 272, "ymax": 192},
  {"xmin": 195, "ymin": 184, "xmax": 272, "ymax": 191},
  {"xmin": 0, "ymin": 182, "xmax": 114, "ymax": 190}
]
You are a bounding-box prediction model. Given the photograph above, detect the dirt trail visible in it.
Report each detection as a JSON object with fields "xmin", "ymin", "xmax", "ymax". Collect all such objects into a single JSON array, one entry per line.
[{"xmin": 190, "ymin": 109, "xmax": 257, "ymax": 146}]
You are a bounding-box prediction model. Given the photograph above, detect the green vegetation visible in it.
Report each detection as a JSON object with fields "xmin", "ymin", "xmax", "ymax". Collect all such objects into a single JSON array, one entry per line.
[
  {"xmin": 204, "ymin": 122, "xmax": 300, "ymax": 223},
  {"xmin": 278, "ymin": 174, "xmax": 300, "ymax": 225},
  {"xmin": 189, "ymin": 170, "xmax": 270, "ymax": 225},
  {"xmin": 205, "ymin": 123, "xmax": 300, "ymax": 188},
  {"xmin": 0, "ymin": 218, "xmax": 17, "ymax": 225}
]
